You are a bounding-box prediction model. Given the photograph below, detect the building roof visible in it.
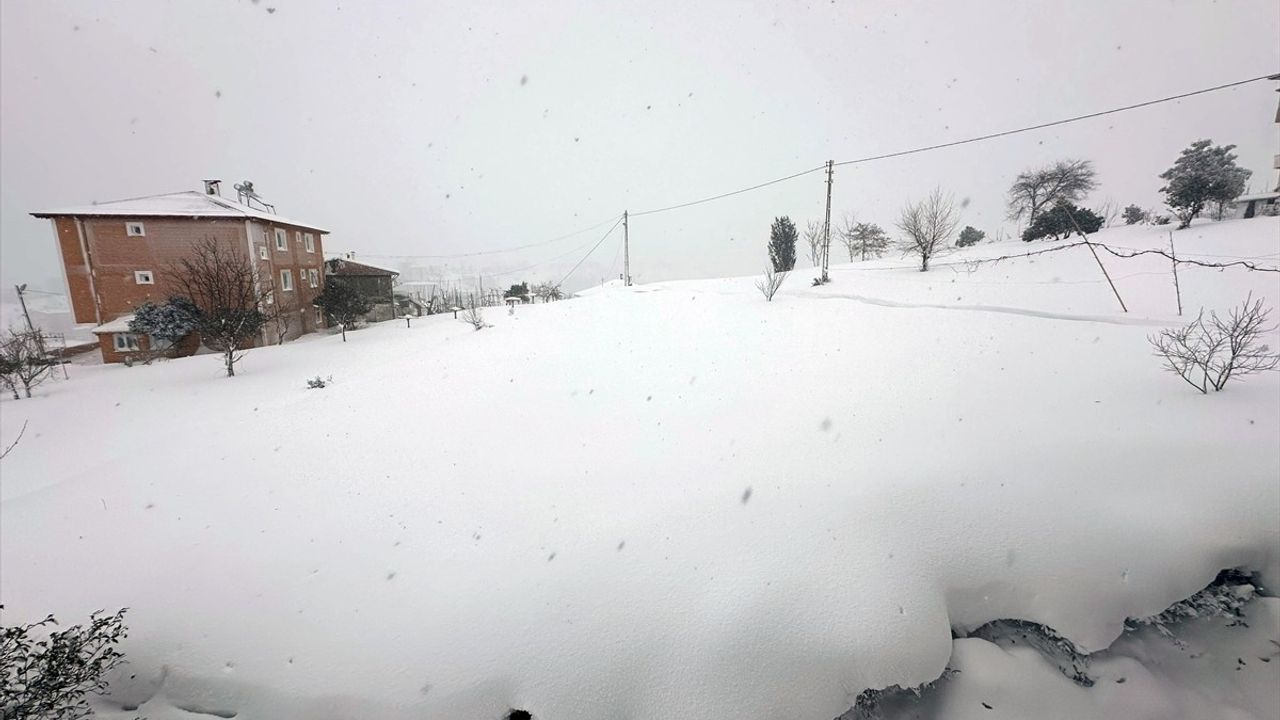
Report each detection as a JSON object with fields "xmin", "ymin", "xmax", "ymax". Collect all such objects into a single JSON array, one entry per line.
[
  {"xmin": 31, "ymin": 190, "xmax": 328, "ymax": 233},
  {"xmin": 325, "ymin": 258, "xmax": 399, "ymax": 277},
  {"xmin": 1230, "ymin": 191, "xmax": 1280, "ymax": 204},
  {"xmin": 90, "ymin": 315, "xmax": 136, "ymax": 334}
]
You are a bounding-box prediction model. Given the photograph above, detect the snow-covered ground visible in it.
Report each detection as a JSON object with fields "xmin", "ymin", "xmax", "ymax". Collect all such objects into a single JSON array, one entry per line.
[{"xmin": 1, "ymin": 218, "xmax": 1278, "ymax": 719}]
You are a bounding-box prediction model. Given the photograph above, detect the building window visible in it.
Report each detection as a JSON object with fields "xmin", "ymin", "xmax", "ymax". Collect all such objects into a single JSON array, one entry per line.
[
  {"xmin": 308, "ymin": 269, "xmax": 318, "ymax": 288},
  {"xmin": 315, "ymin": 307, "xmax": 324, "ymax": 325},
  {"xmin": 275, "ymin": 228, "xmax": 287, "ymax": 251},
  {"xmin": 150, "ymin": 336, "xmax": 173, "ymax": 351},
  {"xmin": 113, "ymin": 333, "xmax": 141, "ymax": 352},
  {"xmin": 126, "ymin": 222, "xmax": 146, "ymax": 237},
  {"xmin": 134, "ymin": 270, "xmax": 154, "ymax": 285},
  {"xmin": 280, "ymin": 269, "xmax": 294, "ymax": 292},
  {"xmin": 295, "ymin": 231, "xmax": 303, "ymax": 245},
  {"xmin": 264, "ymin": 291, "xmax": 274, "ymax": 305},
  {"xmin": 304, "ymin": 233, "xmax": 315, "ymax": 253},
  {"xmin": 258, "ymin": 245, "xmax": 269, "ymax": 260}
]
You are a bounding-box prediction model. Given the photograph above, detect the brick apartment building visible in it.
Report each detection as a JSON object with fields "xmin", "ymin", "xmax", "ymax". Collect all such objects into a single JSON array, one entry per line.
[{"xmin": 32, "ymin": 181, "xmax": 329, "ymax": 363}]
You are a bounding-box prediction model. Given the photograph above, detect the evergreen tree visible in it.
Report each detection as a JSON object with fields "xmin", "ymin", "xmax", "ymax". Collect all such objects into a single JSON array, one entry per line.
[
  {"xmin": 1159, "ymin": 139, "xmax": 1251, "ymax": 229},
  {"xmin": 768, "ymin": 216, "xmax": 798, "ymax": 272},
  {"xmin": 841, "ymin": 221, "xmax": 890, "ymax": 261},
  {"xmin": 1021, "ymin": 201, "xmax": 1104, "ymax": 242},
  {"xmin": 956, "ymin": 226, "xmax": 985, "ymax": 247},
  {"xmin": 1122, "ymin": 204, "xmax": 1148, "ymax": 225},
  {"xmin": 312, "ymin": 281, "xmax": 371, "ymax": 342}
]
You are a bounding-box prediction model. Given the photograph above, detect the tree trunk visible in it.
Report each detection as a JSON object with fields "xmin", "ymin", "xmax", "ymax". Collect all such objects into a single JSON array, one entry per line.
[
  {"xmin": 920, "ymin": 254, "xmax": 929, "ymax": 272},
  {"xmin": 224, "ymin": 348, "xmax": 235, "ymax": 377},
  {"xmin": 340, "ymin": 323, "xmax": 347, "ymax": 342},
  {"xmin": 22, "ymin": 383, "xmax": 32, "ymax": 398}
]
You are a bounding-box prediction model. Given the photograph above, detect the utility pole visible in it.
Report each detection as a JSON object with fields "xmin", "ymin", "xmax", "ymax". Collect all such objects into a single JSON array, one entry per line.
[
  {"xmin": 14, "ymin": 284, "xmax": 34, "ymax": 333},
  {"xmin": 821, "ymin": 160, "xmax": 834, "ymax": 283},
  {"xmin": 623, "ymin": 210, "xmax": 631, "ymax": 286}
]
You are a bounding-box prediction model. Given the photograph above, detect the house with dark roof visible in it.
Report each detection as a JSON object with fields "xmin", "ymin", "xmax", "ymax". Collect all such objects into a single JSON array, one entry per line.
[
  {"xmin": 32, "ymin": 180, "xmax": 329, "ymax": 363},
  {"xmin": 324, "ymin": 257, "xmax": 399, "ymax": 323}
]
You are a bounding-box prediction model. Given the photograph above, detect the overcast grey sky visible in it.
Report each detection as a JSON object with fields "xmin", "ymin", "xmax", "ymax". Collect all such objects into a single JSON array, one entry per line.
[{"xmin": 2, "ymin": 0, "xmax": 1277, "ymax": 294}]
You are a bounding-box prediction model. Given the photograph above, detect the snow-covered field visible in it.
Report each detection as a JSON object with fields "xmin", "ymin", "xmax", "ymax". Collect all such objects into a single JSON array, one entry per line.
[{"xmin": 2, "ymin": 218, "xmax": 1278, "ymax": 720}]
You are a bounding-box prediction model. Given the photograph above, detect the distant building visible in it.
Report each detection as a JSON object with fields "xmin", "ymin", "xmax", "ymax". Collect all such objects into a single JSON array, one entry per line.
[
  {"xmin": 32, "ymin": 180, "xmax": 329, "ymax": 363},
  {"xmin": 1228, "ymin": 191, "xmax": 1280, "ymax": 219},
  {"xmin": 324, "ymin": 258, "xmax": 399, "ymax": 323}
]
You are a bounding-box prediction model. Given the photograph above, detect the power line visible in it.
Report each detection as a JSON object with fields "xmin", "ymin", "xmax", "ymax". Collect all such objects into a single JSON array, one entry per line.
[
  {"xmin": 833, "ymin": 73, "xmax": 1279, "ymax": 168},
  {"xmin": 631, "ymin": 164, "xmax": 827, "ymax": 217},
  {"xmin": 558, "ymin": 216, "xmax": 626, "ymax": 286},
  {"xmin": 359, "ymin": 214, "xmax": 623, "ymax": 261}
]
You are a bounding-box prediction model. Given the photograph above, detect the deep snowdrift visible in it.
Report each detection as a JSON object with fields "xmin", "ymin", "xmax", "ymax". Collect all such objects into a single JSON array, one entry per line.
[{"xmin": 2, "ymin": 218, "xmax": 1278, "ymax": 719}]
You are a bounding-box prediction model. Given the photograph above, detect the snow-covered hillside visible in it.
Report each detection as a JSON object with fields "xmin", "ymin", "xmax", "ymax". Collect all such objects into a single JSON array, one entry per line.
[{"xmin": 1, "ymin": 218, "xmax": 1278, "ymax": 720}]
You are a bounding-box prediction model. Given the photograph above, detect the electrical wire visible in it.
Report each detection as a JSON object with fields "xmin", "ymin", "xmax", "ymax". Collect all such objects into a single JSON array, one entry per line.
[
  {"xmin": 557, "ymin": 216, "xmax": 626, "ymax": 286},
  {"xmin": 833, "ymin": 73, "xmax": 1279, "ymax": 168},
  {"xmin": 359, "ymin": 214, "xmax": 623, "ymax": 261}
]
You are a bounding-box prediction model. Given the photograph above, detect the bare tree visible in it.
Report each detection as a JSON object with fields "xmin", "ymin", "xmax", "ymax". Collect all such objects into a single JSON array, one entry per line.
[
  {"xmin": 169, "ymin": 239, "xmax": 272, "ymax": 377},
  {"xmin": 1094, "ymin": 198, "xmax": 1120, "ymax": 227},
  {"xmin": 755, "ymin": 267, "xmax": 788, "ymax": 301},
  {"xmin": 1149, "ymin": 294, "xmax": 1279, "ymax": 393},
  {"xmin": 1007, "ymin": 159, "xmax": 1098, "ymax": 225},
  {"xmin": 0, "ymin": 419, "xmax": 26, "ymax": 459},
  {"xmin": 460, "ymin": 305, "xmax": 489, "ymax": 330},
  {"xmin": 897, "ymin": 188, "xmax": 960, "ymax": 272},
  {"xmin": 269, "ymin": 292, "xmax": 296, "ymax": 345},
  {"xmin": 802, "ymin": 220, "xmax": 825, "ymax": 267},
  {"xmin": 0, "ymin": 328, "xmax": 55, "ymax": 398}
]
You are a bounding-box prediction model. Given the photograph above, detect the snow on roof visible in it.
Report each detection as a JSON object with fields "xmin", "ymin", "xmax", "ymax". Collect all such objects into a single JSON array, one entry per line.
[
  {"xmin": 325, "ymin": 258, "xmax": 400, "ymax": 276},
  {"xmin": 1230, "ymin": 191, "xmax": 1280, "ymax": 203},
  {"xmin": 32, "ymin": 190, "xmax": 328, "ymax": 233},
  {"xmin": 90, "ymin": 314, "xmax": 136, "ymax": 333}
]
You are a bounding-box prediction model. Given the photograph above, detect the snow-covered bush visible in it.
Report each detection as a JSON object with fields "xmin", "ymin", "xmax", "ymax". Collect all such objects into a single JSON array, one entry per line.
[
  {"xmin": 1, "ymin": 607, "xmax": 131, "ymax": 719},
  {"xmin": 461, "ymin": 306, "xmax": 489, "ymax": 330},
  {"xmin": 971, "ymin": 619, "xmax": 1094, "ymax": 686},
  {"xmin": 756, "ymin": 267, "xmax": 787, "ymax": 301},
  {"xmin": 840, "ymin": 669, "xmax": 957, "ymax": 719},
  {"xmin": 306, "ymin": 375, "xmax": 332, "ymax": 389},
  {"xmin": 128, "ymin": 297, "xmax": 199, "ymax": 346},
  {"xmin": 956, "ymin": 225, "xmax": 985, "ymax": 247},
  {"xmin": 1149, "ymin": 294, "xmax": 1279, "ymax": 393},
  {"xmin": 1021, "ymin": 201, "xmax": 1103, "ymax": 242},
  {"xmin": 1122, "ymin": 204, "xmax": 1148, "ymax": 225}
]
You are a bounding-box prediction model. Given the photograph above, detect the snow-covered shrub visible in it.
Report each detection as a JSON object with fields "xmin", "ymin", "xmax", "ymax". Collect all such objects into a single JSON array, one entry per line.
[
  {"xmin": 306, "ymin": 375, "xmax": 332, "ymax": 389},
  {"xmin": 756, "ymin": 267, "xmax": 787, "ymax": 301},
  {"xmin": 1149, "ymin": 294, "xmax": 1279, "ymax": 393},
  {"xmin": 1021, "ymin": 201, "xmax": 1103, "ymax": 242},
  {"xmin": 1, "ymin": 607, "xmax": 130, "ymax": 719},
  {"xmin": 1150, "ymin": 213, "xmax": 1172, "ymax": 226},
  {"xmin": 129, "ymin": 297, "xmax": 199, "ymax": 346},
  {"xmin": 1122, "ymin": 204, "xmax": 1148, "ymax": 225},
  {"xmin": 956, "ymin": 225, "xmax": 985, "ymax": 247},
  {"xmin": 461, "ymin": 306, "xmax": 489, "ymax": 330}
]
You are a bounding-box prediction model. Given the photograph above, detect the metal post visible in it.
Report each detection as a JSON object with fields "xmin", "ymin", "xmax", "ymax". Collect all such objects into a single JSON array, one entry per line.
[
  {"xmin": 1168, "ymin": 231, "xmax": 1183, "ymax": 316},
  {"xmin": 822, "ymin": 160, "xmax": 833, "ymax": 283},
  {"xmin": 15, "ymin": 284, "xmax": 34, "ymax": 333},
  {"xmin": 623, "ymin": 211, "xmax": 631, "ymax": 286}
]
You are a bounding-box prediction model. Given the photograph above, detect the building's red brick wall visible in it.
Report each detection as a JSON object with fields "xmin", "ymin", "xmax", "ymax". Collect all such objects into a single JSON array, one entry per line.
[
  {"xmin": 49, "ymin": 214, "xmax": 329, "ymax": 347},
  {"xmin": 53, "ymin": 217, "xmax": 98, "ymax": 324},
  {"xmin": 249, "ymin": 221, "xmax": 328, "ymax": 340},
  {"xmin": 95, "ymin": 330, "xmax": 201, "ymax": 365},
  {"xmin": 81, "ymin": 217, "xmax": 247, "ymax": 320}
]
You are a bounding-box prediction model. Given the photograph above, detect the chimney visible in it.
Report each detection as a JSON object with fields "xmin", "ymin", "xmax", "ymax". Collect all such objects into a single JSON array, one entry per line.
[{"xmin": 203, "ymin": 179, "xmax": 222, "ymax": 196}]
